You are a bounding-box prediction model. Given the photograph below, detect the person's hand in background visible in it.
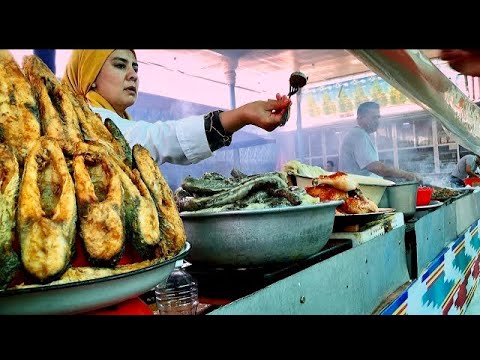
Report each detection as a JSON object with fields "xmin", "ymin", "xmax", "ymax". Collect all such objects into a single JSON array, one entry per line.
[
  {"xmin": 407, "ymin": 172, "xmax": 424, "ymax": 184},
  {"xmin": 440, "ymin": 49, "xmax": 480, "ymax": 77}
]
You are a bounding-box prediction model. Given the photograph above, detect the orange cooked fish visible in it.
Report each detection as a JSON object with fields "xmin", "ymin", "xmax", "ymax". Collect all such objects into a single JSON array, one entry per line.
[
  {"xmin": 314, "ymin": 171, "xmax": 359, "ymax": 192},
  {"xmin": 339, "ymin": 195, "xmax": 379, "ymax": 214},
  {"xmin": 305, "ymin": 184, "xmax": 348, "ymax": 202},
  {"xmin": 306, "ymin": 183, "xmax": 378, "ymax": 214}
]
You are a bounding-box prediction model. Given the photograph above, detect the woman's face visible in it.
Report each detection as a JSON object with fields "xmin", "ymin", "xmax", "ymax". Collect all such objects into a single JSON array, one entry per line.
[{"xmin": 94, "ymin": 49, "xmax": 139, "ymax": 114}]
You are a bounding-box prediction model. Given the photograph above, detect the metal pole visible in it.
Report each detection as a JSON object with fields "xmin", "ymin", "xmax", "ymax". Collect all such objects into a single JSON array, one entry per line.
[
  {"xmin": 225, "ymin": 57, "xmax": 240, "ymax": 168},
  {"xmin": 34, "ymin": 49, "xmax": 56, "ymax": 74},
  {"xmin": 295, "ymin": 89, "xmax": 304, "ymax": 162}
]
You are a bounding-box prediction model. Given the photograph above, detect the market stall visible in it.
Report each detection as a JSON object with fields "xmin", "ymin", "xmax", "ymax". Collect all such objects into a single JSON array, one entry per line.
[
  {"xmin": 177, "ymin": 190, "xmax": 480, "ymax": 315},
  {"xmin": 2, "ymin": 49, "xmax": 480, "ymax": 315}
]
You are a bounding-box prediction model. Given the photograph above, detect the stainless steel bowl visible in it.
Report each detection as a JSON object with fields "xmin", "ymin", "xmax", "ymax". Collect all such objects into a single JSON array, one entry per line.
[
  {"xmin": 180, "ymin": 201, "xmax": 343, "ymax": 267},
  {"xmin": 385, "ymin": 181, "xmax": 419, "ymax": 219}
]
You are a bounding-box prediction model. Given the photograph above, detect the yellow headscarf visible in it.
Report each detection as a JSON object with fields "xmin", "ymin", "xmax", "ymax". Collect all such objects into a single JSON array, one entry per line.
[{"xmin": 62, "ymin": 49, "xmax": 131, "ymax": 119}]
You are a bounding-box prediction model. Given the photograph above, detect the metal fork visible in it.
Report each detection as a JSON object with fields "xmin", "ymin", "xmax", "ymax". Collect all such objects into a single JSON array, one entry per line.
[{"xmin": 279, "ymin": 72, "xmax": 308, "ymax": 127}]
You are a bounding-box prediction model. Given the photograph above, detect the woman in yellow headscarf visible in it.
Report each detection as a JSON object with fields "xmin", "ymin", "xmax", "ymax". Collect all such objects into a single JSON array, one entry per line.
[{"xmin": 63, "ymin": 49, "xmax": 291, "ymax": 165}]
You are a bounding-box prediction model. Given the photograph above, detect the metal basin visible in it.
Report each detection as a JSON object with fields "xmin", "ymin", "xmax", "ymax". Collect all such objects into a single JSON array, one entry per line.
[
  {"xmin": 385, "ymin": 181, "xmax": 419, "ymax": 219},
  {"xmin": 180, "ymin": 201, "xmax": 343, "ymax": 267}
]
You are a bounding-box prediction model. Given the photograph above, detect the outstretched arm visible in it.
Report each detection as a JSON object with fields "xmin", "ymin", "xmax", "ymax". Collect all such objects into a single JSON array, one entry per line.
[
  {"xmin": 90, "ymin": 93, "xmax": 291, "ymax": 166},
  {"xmin": 366, "ymin": 161, "xmax": 422, "ymax": 182},
  {"xmin": 465, "ymin": 164, "xmax": 480, "ymax": 178},
  {"xmin": 219, "ymin": 93, "xmax": 291, "ymax": 133}
]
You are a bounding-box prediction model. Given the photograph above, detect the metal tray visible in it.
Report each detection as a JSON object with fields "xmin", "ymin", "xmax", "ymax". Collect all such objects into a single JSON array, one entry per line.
[
  {"xmin": 0, "ymin": 243, "xmax": 191, "ymax": 315},
  {"xmin": 334, "ymin": 208, "xmax": 396, "ymax": 228},
  {"xmin": 180, "ymin": 201, "xmax": 343, "ymax": 267},
  {"xmin": 416, "ymin": 200, "xmax": 443, "ymax": 211}
]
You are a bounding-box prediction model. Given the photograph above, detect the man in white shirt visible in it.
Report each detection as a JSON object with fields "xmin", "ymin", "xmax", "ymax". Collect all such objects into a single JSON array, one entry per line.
[{"xmin": 338, "ymin": 101, "xmax": 421, "ymax": 182}]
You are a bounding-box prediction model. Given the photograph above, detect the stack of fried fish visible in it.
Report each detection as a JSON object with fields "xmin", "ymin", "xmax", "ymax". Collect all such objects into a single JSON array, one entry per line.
[{"xmin": 0, "ymin": 51, "xmax": 185, "ymax": 290}]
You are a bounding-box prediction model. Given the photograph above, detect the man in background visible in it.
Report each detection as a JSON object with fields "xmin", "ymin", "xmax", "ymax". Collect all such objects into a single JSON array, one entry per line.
[
  {"xmin": 325, "ymin": 160, "xmax": 335, "ymax": 172},
  {"xmin": 338, "ymin": 101, "xmax": 422, "ymax": 182},
  {"xmin": 449, "ymin": 154, "xmax": 480, "ymax": 187}
]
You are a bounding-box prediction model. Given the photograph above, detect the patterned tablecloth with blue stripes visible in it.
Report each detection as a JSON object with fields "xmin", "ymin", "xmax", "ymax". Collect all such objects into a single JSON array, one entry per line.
[{"xmin": 381, "ymin": 219, "xmax": 480, "ymax": 315}]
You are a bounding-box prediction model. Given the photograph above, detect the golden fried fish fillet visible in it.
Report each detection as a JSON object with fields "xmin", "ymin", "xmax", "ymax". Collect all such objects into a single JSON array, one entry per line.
[
  {"xmin": 14, "ymin": 257, "xmax": 162, "ymax": 288},
  {"xmin": 73, "ymin": 147, "xmax": 125, "ymax": 267},
  {"xmin": 133, "ymin": 144, "xmax": 187, "ymax": 258},
  {"xmin": 22, "ymin": 55, "xmax": 83, "ymax": 156},
  {"xmin": 65, "ymin": 89, "xmax": 130, "ymax": 167},
  {"xmin": 75, "ymin": 141, "xmax": 161, "ymax": 260},
  {"xmin": 0, "ymin": 50, "xmax": 41, "ymax": 165},
  {"xmin": 0, "ymin": 144, "xmax": 21, "ymax": 289},
  {"xmin": 17, "ymin": 137, "xmax": 77, "ymax": 282}
]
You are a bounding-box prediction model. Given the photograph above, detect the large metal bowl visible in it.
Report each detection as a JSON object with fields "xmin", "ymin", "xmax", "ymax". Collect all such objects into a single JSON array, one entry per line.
[
  {"xmin": 0, "ymin": 242, "xmax": 191, "ymax": 315},
  {"xmin": 180, "ymin": 201, "xmax": 343, "ymax": 267}
]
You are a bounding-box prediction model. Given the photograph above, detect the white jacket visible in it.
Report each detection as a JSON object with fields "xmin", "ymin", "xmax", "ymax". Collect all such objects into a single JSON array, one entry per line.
[{"xmin": 90, "ymin": 106, "xmax": 213, "ymax": 165}]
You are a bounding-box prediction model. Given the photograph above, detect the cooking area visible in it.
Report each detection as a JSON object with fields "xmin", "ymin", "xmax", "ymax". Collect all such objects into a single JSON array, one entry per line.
[{"xmin": 1, "ymin": 49, "xmax": 480, "ymax": 315}]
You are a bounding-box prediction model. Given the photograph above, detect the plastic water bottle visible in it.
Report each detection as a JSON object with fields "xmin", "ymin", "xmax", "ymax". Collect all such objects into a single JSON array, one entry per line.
[{"xmin": 155, "ymin": 264, "xmax": 199, "ymax": 315}]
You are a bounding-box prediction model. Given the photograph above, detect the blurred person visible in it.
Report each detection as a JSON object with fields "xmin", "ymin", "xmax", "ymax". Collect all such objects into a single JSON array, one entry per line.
[
  {"xmin": 325, "ymin": 160, "xmax": 335, "ymax": 172},
  {"xmin": 440, "ymin": 49, "xmax": 480, "ymax": 77},
  {"xmin": 338, "ymin": 101, "xmax": 422, "ymax": 182},
  {"xmin": 441, "ymin": 50, "xmax": 480, "ymax": 187},
  {"xmin": 449, "ymin": 153, "xmax": 480, "ymax": 188},
  {"xmin": 62, "ymin": 49, "xmax": 291, "ymax": 165}
]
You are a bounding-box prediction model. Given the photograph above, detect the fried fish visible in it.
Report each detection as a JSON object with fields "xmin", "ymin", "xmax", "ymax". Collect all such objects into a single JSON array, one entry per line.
[
  {"xmin": 0, "ymin": 50, "xmax": 41, "ymax": 165},
  {"xmin": 73, "ymin": 146, "xmax": 125, "ymax": 267},
  {"xmin": 75, "ymin": 141, "xmax": 161, "ymax": 260},
  {"xmin": 17, "ymin": 137, "xmax": 77, "ymax": 282},
  {"xmin": 22, "ymin": 55, "xmax": 84, "ymax": 156},
  {"xmin": 133, "ymin": 144, "xmax": 186, "ymax": 257},
  {"xmin": 0, "ymin": 144, "xmax": 21, "ymax": 289},
  {"xmin": 66, "ymin": 91, "xmax": 130, "ymax": 167}
]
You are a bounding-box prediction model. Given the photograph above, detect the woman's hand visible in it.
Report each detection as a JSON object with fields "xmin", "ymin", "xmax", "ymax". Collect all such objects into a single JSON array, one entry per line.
[
  {"xmin": 440, "ymin": 49, "xmax": 480, "ymax": 77},
  {"xmin": 220, "ymin": 93, "xmax": 291, "ymax": 133},
  {"xmin": 404, "ymin": 172, "xmax": 423, "ymax": 184}
]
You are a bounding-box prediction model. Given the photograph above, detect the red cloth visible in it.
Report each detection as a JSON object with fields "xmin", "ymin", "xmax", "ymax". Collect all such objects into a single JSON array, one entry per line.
[
  {"xmin": 72, "ymin": 238, "xmax": 143, "ymax": 267},
  {"xmin": 83, "ymin": 297, "xmax": 154, "ymax": 315},
  {"xmin": 73, "ymin": 243, "xmax": 154, "ymax": 315}
]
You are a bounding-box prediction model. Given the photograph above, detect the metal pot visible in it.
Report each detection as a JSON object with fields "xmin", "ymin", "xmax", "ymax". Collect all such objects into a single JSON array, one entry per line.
[
  {"xmin": 180, "ymin": 201, "xmax": 343, "ymax": 267},
  {"xmin": 385, "ymin": 181, "xmax": 419, "ymax": 219}
]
